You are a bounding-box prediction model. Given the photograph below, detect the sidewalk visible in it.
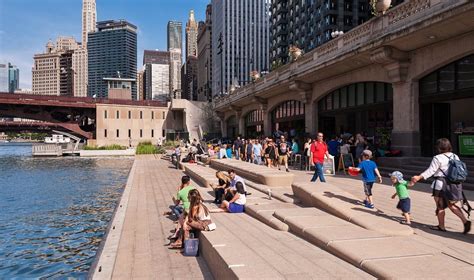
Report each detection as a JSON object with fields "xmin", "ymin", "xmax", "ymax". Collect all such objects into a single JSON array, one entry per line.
[
  {"xmin": 94, "ymin": 155, "xmax": 213, "ymax": 279},
  {"xmin": 290, "ymin": 168, "xmax": 474, "ymax": 265}
]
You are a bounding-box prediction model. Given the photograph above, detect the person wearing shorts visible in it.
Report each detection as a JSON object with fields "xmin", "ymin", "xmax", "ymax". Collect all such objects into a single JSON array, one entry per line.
[
  {"xmin": 211, "ymin": 181, "xmax": 246, "ymax": 213},
  {"xmin": 390, "ymin": 171, "xmax": 411, "ymax": 225},
  {"xmin": 353, "ymin": 150, "xmax": 382, "ymax": 209}
]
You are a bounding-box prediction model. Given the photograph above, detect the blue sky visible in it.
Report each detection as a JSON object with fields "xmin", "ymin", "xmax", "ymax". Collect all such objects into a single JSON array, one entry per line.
[{"xmin": 0, "ymin": 0, "xmax": 209, "ymax": 89}]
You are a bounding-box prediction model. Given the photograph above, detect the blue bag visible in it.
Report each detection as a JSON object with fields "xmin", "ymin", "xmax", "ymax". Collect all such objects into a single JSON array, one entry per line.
[{"xmin": 183, "ymin": 234, "xmax": 199, "ymax": 256}]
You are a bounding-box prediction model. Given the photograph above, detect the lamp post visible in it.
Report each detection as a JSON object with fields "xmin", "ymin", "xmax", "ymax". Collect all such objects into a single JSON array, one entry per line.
[{"xmin": 331, "ymin": 30, "xmax": 344, "ymax": 38}]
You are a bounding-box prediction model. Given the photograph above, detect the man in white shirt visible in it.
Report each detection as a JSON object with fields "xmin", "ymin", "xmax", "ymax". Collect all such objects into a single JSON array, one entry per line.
[{"xmin": 228, "ymin": 169, "xmax": 247, "ymax": 193}]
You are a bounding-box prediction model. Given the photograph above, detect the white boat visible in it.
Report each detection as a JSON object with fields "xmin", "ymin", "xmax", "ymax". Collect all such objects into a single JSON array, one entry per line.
[{"xmin": 45, "ymin": 134, "xmax": 71, "ymax": 144}]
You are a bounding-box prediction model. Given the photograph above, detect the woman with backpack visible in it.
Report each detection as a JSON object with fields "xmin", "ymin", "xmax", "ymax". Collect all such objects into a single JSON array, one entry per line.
[{"xmin": 411, "ymin": 138, "xmax": 471, "ymax": 234}]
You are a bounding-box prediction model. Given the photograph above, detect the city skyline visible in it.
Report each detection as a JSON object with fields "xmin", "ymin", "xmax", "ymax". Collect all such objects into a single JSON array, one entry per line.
[{"xmin": 0, "ymin": 0, "xmax": 208, "ymax": 89}]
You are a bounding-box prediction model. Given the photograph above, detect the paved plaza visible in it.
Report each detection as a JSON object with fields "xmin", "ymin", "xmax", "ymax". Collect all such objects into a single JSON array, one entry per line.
[{"xmin": 93, "ymin": 156, "xmax": 473, "ymax": 279}]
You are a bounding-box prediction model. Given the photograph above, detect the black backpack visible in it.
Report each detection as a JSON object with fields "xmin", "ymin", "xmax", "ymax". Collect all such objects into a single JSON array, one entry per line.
[{"xmin": 442, "ymin": 154, "xmax": 468, "ymax": 184}]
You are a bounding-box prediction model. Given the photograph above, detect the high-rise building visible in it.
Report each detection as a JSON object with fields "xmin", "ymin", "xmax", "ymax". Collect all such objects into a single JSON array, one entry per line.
[
  {"xmin": 56, "ymin": 36, "xmax": 80, "ymax": 51},
  {"xmin": 72, "ymin": 48, "xmax": 88, "ymax": 97},
  {"xmin": 137, "ymin": 69, "xmax": 145, "ymax": 100},
  {"xmin": 212, "ymin": 0, "xmax": 271, "ymax": 95},
  {"xmin": 8, "ymin": 64, "xmax": 20, "ymax": 93},
  {"xmin": 168, "ymin": 21, "xmax": 183, "ymax": 99},
  {"xmin": 197, "ymin": 4, "xmax": 213, "ymax": 102},
  {"xmin": 143, "ymin": 50, "xmax": 170, "ymax": 102},
  {"xmin": 186, "ymin": 10, "xmax": 199, "ymax": 58},
  {"xmin": 0, "ymin": 63, "xmax": 8, "ymax": 92},
  {"xmin": 167, "ymin": 21, "xmax": 183, "ymax": 51},
  {"xmin": 270, "ymin": 0, "xmax": 372, "ymax": 66},
  {"xmin": 181, "ymin": 56, "xmax": 198, "ymax": 100},
  {"xmin": 88, "ymin": 20, "xmax": 138, "ymax": 99},
  {"xmin": 82, "ymin": 0, "xmax": 97, "ymax": 48},
  {"xmin": 32, "ymin": 40, "xmax": 77, "ymax": 96}
]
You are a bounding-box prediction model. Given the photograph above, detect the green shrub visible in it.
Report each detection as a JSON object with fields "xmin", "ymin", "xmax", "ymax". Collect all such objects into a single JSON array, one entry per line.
[
  {"xmin": 136, "ymin": 142, "xmax": 165, "ymax": 155},
  {"xmin": 83, "ymin": 144, "xmax": 127, "ymax": 150}
]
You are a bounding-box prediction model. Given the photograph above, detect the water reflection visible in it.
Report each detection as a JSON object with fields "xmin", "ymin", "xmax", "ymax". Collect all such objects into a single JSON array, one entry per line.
[{"xmin": 0, "ymin": 143, "xmax": 133, "ymax": 279}]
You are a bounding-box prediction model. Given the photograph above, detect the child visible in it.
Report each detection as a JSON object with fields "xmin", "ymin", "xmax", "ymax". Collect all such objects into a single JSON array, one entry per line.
[
  {"xmin": 390, "ymin": 171, "xmax": 411, "ymax": 225},
  {"xmin": 353, "ymin": 150, "xmax": 382, "ymax": 209}
]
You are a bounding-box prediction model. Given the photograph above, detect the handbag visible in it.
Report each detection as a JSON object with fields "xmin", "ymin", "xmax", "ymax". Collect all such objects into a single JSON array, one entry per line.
[{"xmin": 183, "ymin": 233, "xmax": 199, "ymax": 256}]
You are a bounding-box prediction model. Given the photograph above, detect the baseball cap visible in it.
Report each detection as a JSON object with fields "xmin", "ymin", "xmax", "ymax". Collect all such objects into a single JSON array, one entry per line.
[{"xmin": 389, "ymin": 171, "xmax": 406, "ymax": 183}]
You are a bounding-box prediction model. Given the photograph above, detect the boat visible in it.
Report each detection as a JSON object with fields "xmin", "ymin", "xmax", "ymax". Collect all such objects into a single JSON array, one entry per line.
[{"xmin": 44, "ymin": 134, "xmax": 71, "ymax": 144}]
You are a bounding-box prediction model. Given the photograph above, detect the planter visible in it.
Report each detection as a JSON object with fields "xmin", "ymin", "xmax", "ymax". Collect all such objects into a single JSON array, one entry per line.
[{"xmin": 375, "ymin": 0, "xmax": 391, "ymax": 15}]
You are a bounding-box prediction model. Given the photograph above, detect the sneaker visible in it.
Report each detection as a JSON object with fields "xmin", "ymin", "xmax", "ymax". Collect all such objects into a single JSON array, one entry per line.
[
  {"xmin": 286, "ymin": 168, "xmax": 289, "ymax": 172},
  {"xmin": 366, "ymin": 204, "xmax": 375, "ymax": 209},
  {"xmin": 363, "ymin": 199, "xmax": 368, "ymax": 205},
  {"xmin": 463, "ymin": 221, "xmax": 471, "ymax": 234}
]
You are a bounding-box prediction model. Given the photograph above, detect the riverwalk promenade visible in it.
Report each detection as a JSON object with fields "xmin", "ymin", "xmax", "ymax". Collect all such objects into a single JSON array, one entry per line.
[{"xmin": 92, "ymin": 156, "xmax": 473, "ymax": 279}]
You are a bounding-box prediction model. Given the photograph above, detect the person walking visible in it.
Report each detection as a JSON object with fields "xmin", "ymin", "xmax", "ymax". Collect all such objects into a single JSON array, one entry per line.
[
  {"xmin": 252, "ymin": 139, "xmax": 263, "ymax": 165},
  {"xmin": 310, "ymin": 133, "xmax": 332, "ymax": 182},
  {"xmin": 355, "ymin": 133, "xmax": 367, "ymax": 163},
  {"xmin": 411, "ymin": 138, "xmax": 471, "ymax": 234},
  {"xmin": 277, "ymin": 135, "xmax": 290, "ymax": 172},
  {"xmin": 233, "ymin": 137, "xmax": 242, "ymax": 159}
]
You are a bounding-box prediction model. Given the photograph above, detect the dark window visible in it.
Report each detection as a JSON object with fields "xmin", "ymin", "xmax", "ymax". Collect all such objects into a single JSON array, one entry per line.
[
  {"xmin": 340, "ymin": 87, "xmax": 347, "ymax": 108},
  {"xmin": 151, "ymin": 129, "xmax": 154, "ymax": 138},
  {"xmin": 348, "ymin": 84, "xmax": 356, "ymax": 107},
  {"xmin": 104, "ymin": 110, "xmax": 108, "ymax": 119},
  {"xmin": 375, "ymin": 83, "xmax": 385, "ymax": 102},
  {"xmin": 140, "ymin": 129, "xmax": 143, "ymax": 138},
  {"xmin": 104, "ymin": 129, "xmax": 107, "ymax": 138},
  {"xmin": 116, "ymin": 129, "xmax": 120, "ymax": 138},
  {"xmin": 151, "ymin": 111, "xmax": 154, "ymax": 119},
  {"xmin": 116, "ymin": 110, "xmax": 120, "ymax": 119},
  {"xmin": 140, "ymin": 111, "xmax": 143, "ymax": 119},
  {"xmin": 128, "ymin": 111, "xmax": 131, "ymax": 119},
  {"xmin": 439, "ymin": 64, "xmax": 455, "ymax": 92},
  {"xmin": 457, "ymin": 55, "xmax": 474, "ymax": 89},
  {"xmin": 357, "ymin": 83, "xmax": 365, "ymax": 105},
  {"xmin": 128, "ymin": 129, "xmax": 131, "ymax": 138}
]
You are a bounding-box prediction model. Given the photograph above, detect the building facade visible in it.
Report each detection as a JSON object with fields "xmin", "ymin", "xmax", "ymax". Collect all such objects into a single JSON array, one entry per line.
[
  {"xmin": 181, "ymin": 56, "xmax": 198, "ymax": 101},
  {"xmin": 72, "ymin": 48, "xmax": 88, "ymax": 97},
  {"xmin": 167, "ymin": 21, "xmax": 183, "ymax": 51},
  {"xmin": 143, "ymin": 50, "xmax": 170, "ymax": 102},
  {"xmin": 186, "ymin": 10, "xmax": 199, "ymax": 58},
  {"xmin": 197, "ymin": 4, "xmax": 213, "ymax": 102},
  {"xmin": 137, "ymin": 69, "xmax": 145, "ymax": 100},
  {"xmin": 211, "ymin": 0, "xmax": 271, "ymax": 96},
  {"xmin": 214, "ymin": 0, "xmax": 474, "ymax": 158},
  {"xmin": 8, "ymin": 64, "xmax": 20, "ymax": 93},
  {"xmin": 88, "ymin": 20, "xmax": 138, "ymax": 99},
  {"xmin": 82, "ymin": 0, "xmax": 97, "ymax": 48},
  {"xmin": 32, "ymin": 41, "xmax": 77, "ymax": 96},
  {"xmin": 0, "ymin": 63, "xmax": 8, "ymax": 92}
]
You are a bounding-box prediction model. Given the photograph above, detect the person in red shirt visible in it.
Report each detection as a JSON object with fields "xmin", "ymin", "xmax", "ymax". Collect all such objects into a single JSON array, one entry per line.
[{"xmin": 310, "ymin": 132, "xmax": 332, "ymax": 182}]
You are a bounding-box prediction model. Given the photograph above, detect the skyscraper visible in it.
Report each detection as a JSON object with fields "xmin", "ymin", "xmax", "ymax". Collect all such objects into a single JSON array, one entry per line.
[
  {"xmin": 88, "ymin": 20, "xmax": 138, "ymax": 99},
  {"xmin": 186, "ymin": 10, "xmax": 198, "ymax": 58},
  {"xmin": 32, "ymin": 40, "xmax": 77, "ymax": 96},
  {"xmin": 167, "ymin": 21, "xmax": 183, "ymax": 51},
  {"xmin": 143, "ymin": 50, "xmax": 170, "ymax": 101},
  {"xmin": 0, "ymin": 63, "xmax": 8, "ymax": 92},
  {"xmin": 8, "ymin": 64, "xmax": 20, "ymax": 93},
  {"xmin": 197, "ymin": 4, "xmax": 213, "ymax": 102},
  {"xmin": 212, "ymin": 0, "xmax": 270, "ymax": 95},
  {"xmin": 167, "ymin": 21, "xmax": 183, "ymax": 98},
  {"xmin": 82, "ymin": 0, "xmax": 97, "ymax": 48}
]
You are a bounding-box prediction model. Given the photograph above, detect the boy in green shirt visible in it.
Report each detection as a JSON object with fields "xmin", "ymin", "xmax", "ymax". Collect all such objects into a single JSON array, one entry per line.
[
  {"xmin": 390, "ymin": 171, "xmax": 411, "ymax": 225},
  {"xmin": 175, "ymin": 175, "xmax": 194, "ymax": 213}
]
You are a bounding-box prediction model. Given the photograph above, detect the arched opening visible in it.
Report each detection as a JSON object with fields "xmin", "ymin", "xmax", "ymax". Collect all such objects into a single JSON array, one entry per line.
[
  {"xmin": 318, "ymin": 82, "xmax": 393, "ymax": 147},
  {"xmin": 245, "ymin": 110, "xmax": 264, "ymax": 138},
  {"xmin": 419, "ymin": 54, "xmax": 474, "ymax": 156},
  {"xmin": 226, "ymin": 115, "xmax": 237, "ymax": 139},
  {"xmin": 270, "ymin": 100, "xmax": 305, "ymax": 139}
]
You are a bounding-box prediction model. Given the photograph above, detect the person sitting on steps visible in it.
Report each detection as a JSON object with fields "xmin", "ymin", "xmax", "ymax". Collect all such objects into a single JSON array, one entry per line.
[
  {"xmin": 211, "ymin": 171, "xmax": 231, "ymax": 204},
  {"xmin": 211, "ymin": 181, "xmax": 246, "ymax": 213}
]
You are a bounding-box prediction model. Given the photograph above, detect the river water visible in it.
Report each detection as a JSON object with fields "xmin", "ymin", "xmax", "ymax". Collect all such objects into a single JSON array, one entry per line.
[{"xmin": 0, "ymin": 143, "xmax": 133, "ymax": 279}]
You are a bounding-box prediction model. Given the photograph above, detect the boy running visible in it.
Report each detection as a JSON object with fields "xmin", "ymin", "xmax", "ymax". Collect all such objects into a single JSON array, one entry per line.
[{"xmin": 352, "ymin": 150, "xmax": 382, "ymax": 208}]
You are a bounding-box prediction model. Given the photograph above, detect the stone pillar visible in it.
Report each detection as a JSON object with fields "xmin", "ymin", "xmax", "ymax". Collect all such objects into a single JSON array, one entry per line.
[
  {"xmin": 263, "ymin": 111, "xmax": 271, "ymax": 137},
  {"xmin": 237, "ymin": 112, "xmax": 245, "ymax": 137},
  {"xmin": 217, "ymin": 112, "xmax": 227, "ymax": 137},
  {"xmin": 391, "ymin": 81, "xmax": 421, "ymax": 156}
]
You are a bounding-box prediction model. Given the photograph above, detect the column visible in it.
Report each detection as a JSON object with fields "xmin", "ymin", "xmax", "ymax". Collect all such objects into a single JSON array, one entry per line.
[
  {"xmin": 391, "ymin": 80, "xmax": 421, "ymax": 156},
  {"xmin": 237, "ymin": 112, "xmax": 245, "ymax": 137},
  {"xmin": 263, "ymin": 110, "xmax": 271, "ymax": 137}
]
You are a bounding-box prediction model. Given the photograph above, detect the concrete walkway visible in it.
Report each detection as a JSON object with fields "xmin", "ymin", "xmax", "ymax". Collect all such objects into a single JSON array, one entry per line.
[{"xmin": 94, "ymin": 155, "xmax": 213, "ymax": 279}]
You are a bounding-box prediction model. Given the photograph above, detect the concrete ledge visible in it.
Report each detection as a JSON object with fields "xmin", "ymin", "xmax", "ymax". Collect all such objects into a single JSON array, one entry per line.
[
  {"xmin": 183, "ymin": 163, "xmax": 216, "ymax": 189},
  {"xmin": 292, "ymin": 182, "xmax": 414, "ymax": 236},
  {"xmin": 210, "ymin": 159, "xmax": 294, "ymax": 187},
  {"xmin": 245, "ymin": 181, "xmax": 300, "ymax": 204},
  {"xmin": 80, "ymin": 149, "xmax": 136, "ymax": 157},
  {"xmin": 245, "ymin": 203, "xmax": 299, "ymax": 231}
]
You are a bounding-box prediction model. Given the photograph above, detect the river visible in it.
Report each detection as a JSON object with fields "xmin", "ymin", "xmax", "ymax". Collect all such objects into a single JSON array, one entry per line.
[{"xmin": 0, "ymin": 143, "xmax": 133, "ymax": 279}]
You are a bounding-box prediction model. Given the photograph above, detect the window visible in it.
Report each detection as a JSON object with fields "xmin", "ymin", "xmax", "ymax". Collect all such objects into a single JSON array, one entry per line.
[
  {"xmin": 128, "ymin": 111, "xmax": 131, "ymax": 119},
  {"xmin": 151, "ymin": 129, "xmax": 154, "ymax": 138},
  {"xmin": 104, "ymin": 129, "xmax": 107, "ymax": 138},
  {"xmin": 140, "ymin": 111, "xmax": 143, "ymax": 119},
  {"xmin": 140, "ymin": 129, "xmax": 143, "ymax": 138},
  {"xmin": 104, "ymin": 110, "xmax": 108, "ymax": 119},
  {"xmin": 116, "ymin": 110, "xmax": 120, "ymax": 119},
  {"xmin": 116, "ymin": 129, "xmax": 119, "ymax": 138},
  {"xmin": 128, "ymin": 129, "xmax": 131, "ymax": 138},
  {"xmin": 162, "ymin": 129, "xmax": 165, "ymax": 137},
  {"xmin": 151, "ymin": 111, "xmax": 154, "ymax": 119}
]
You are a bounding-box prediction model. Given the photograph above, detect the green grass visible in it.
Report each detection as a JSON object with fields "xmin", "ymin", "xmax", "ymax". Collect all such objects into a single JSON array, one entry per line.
[
  {"xmin": 83, "ymin": 144, "xmax": 127, "ymax": 150},
  {"xmin": 136, "ymin": 142, "xmax": 165, "ymax": 155}
]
